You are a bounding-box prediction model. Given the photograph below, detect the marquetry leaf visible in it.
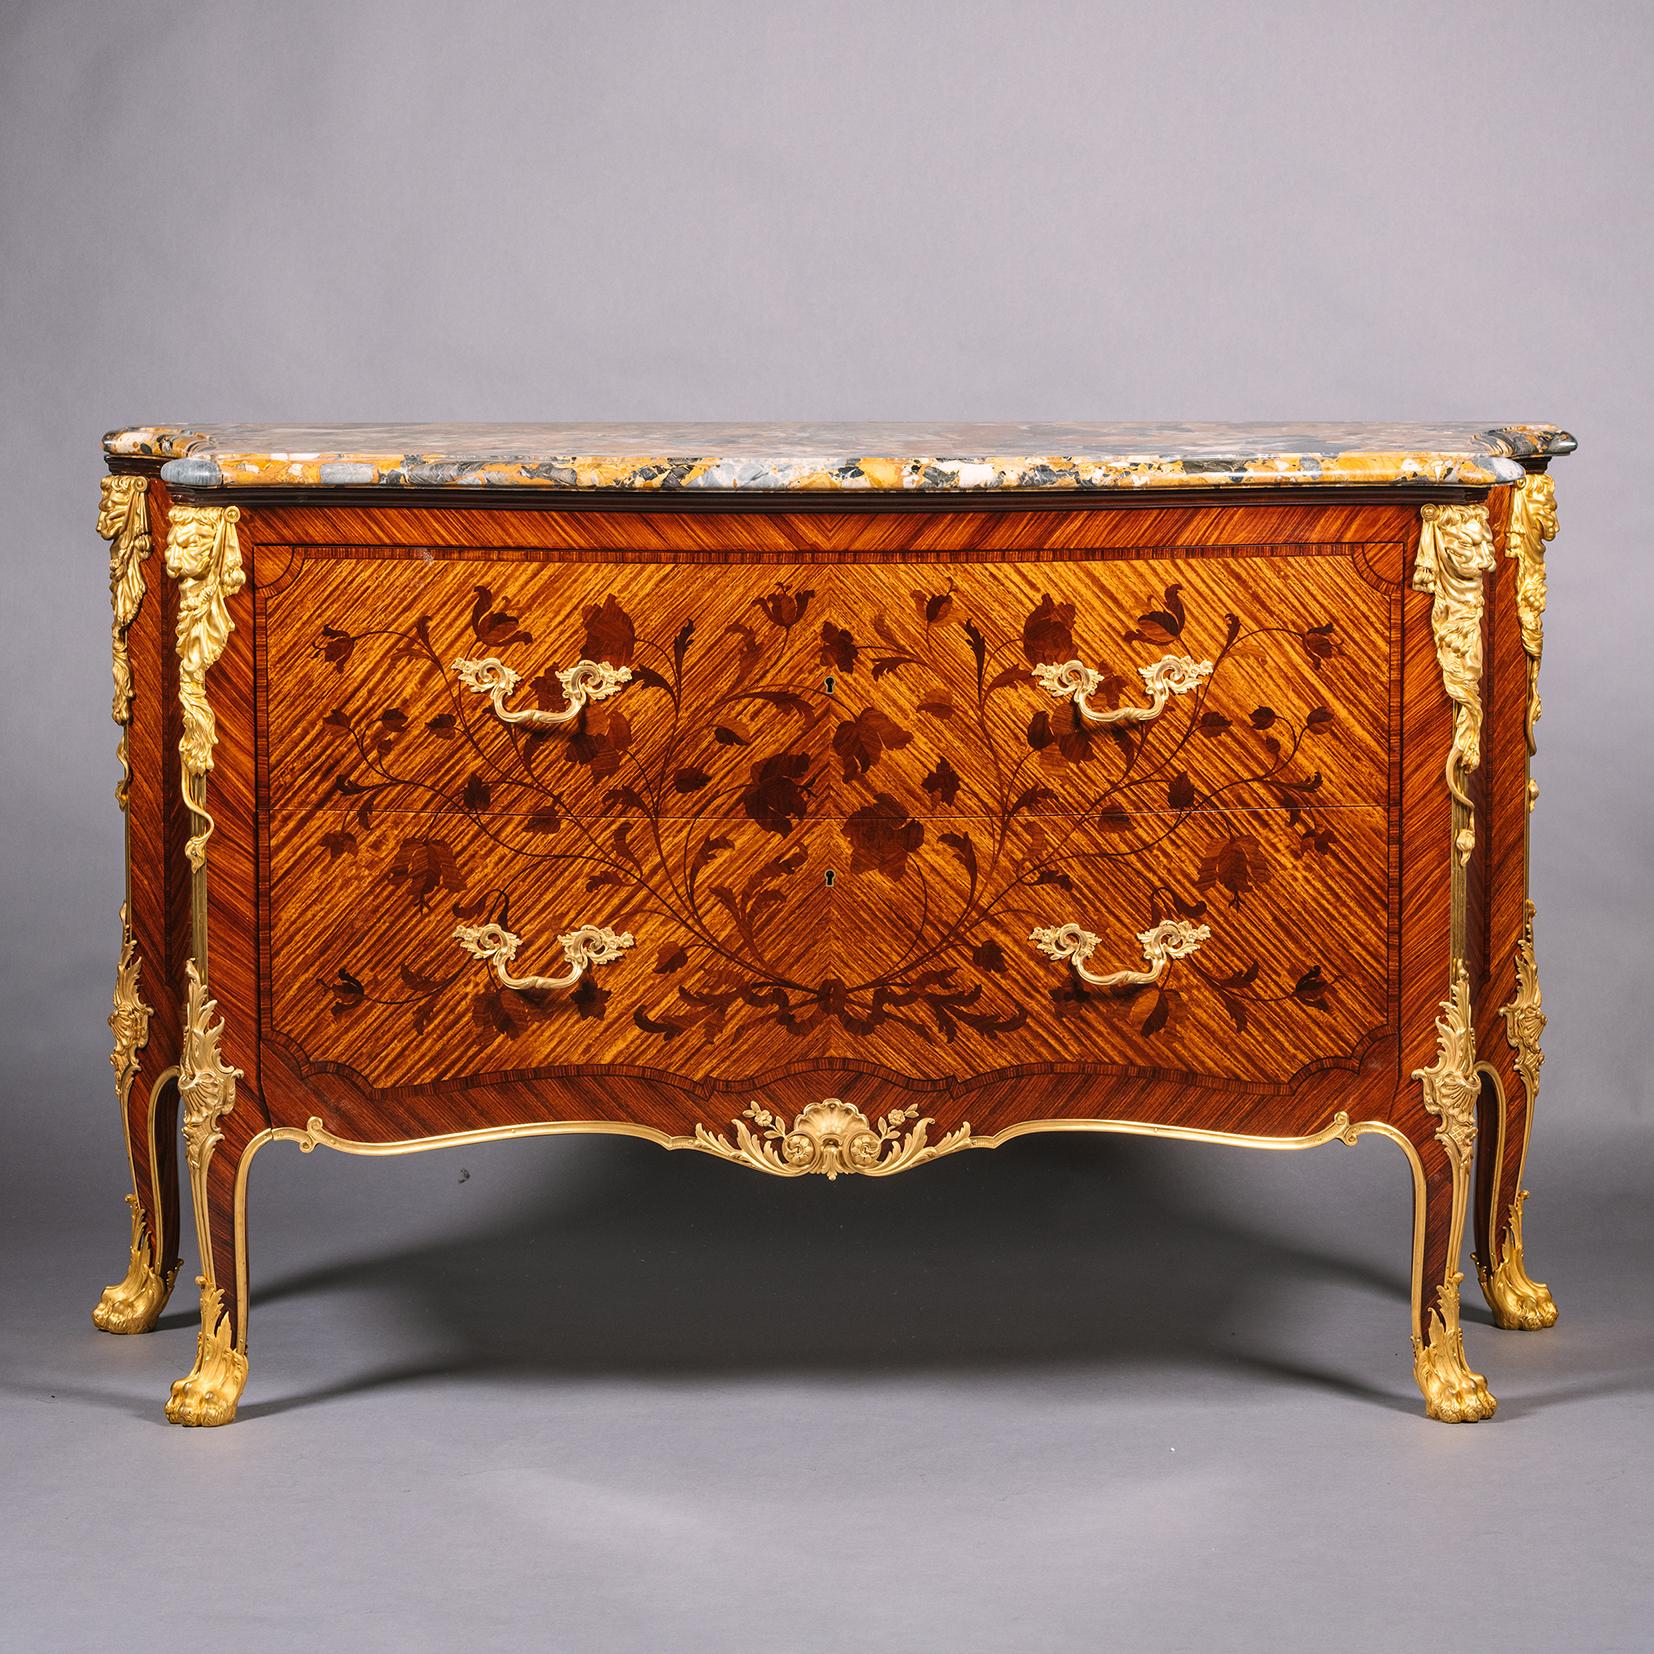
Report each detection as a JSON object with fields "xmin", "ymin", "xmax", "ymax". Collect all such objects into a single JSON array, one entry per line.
[
  {"xmin": 833, "ymin": 707, "xmax": 912, "ymax": 780},
  {"xmin": 819, "ymin": 622, "xmax": 857, "ymax": 673},
  {"xmin": 470, "ymin": 586, "xmax": 532, "ymax": 648},
  {"xmin": 740, "ymin": 753, "xmax": 813, "ymax": 837},
  {"xmin": 846, "ymin": 795, "xmax": 925, "ymax": 880},
  {"xmin": 582, "ymin": 594, "xmax": 635, "ymax": 665},
  {"xmin": 922, "ymin": 755, "xmax": 962, "ymax": 807},
  {"xmin": 1022, "ymin": 594, "xmax": 1077, "ymax": 665},
  {"xmin": 1124, "ymin": 583, "xmax": 1186, "ymax": 645}
]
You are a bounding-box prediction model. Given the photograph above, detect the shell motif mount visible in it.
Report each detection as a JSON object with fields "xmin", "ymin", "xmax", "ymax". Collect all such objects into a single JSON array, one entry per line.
[
  {"xmin": 1030, "ymin": 916, "xmax": 1212, "ymax": 988},
  {"xmin": 178, "ymin": 959, "xmax": 241, "ymax": 1187},
  {"xmin": 109, "ymin": 909, "xmax": 153, "ymax": 1115},
  {"xmin": 1033, "ymin": 653, "xmax": 1212, "ymax": 728},
  {"xmin": 452, "ymin": 654, "xmax": 632, "ymax": 728},
  {"xmin": 695, "ymin": 1098, "xmax": 973, "ymax": 1179},
  {"xmin": 455, "ymin": 920, "xmax": 635, "ymax": 992},
  {"xmin": 1412, "ymin": 962, "xmax": 1478, "ymax": 1174}
]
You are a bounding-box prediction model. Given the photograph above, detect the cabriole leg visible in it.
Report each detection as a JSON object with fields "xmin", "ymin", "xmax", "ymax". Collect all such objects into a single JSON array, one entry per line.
[
  {"xmin": 93, "ymin": 475, "xmax": 181, "ymax": 1333},
  {"xmin": 1475, "ymin": 906, "xmax": 1558, "ymax": 1329},
  {"xmin": 1412, "ymin": 1134, "xmax": 1497, "ymax": 1422},
  {"xmin": 1409, "ymin": 966, "xmax": 1497, "ymax": 1423},
  {"xmin": 165, "ymin": 962, "xmax": 251, "ymax": 1427},
  {"xmin": 1477, "ymin": 471, "xmax": 1561, "ymax": 1328},
  {"xmin": 92, "ymin": 921, "xmax": 179, "ymax": 1334}
]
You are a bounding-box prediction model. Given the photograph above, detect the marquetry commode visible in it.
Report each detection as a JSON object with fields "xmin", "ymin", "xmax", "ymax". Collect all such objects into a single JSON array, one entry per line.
[{"xmin": 92, "ymin": 422, "xmax": 1572, "ymax": 1425}]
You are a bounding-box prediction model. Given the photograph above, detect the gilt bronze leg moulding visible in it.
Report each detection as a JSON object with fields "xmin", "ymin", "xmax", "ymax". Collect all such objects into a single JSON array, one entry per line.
[{"xmin": 93, "ymin": 420, "xmax": 1575, "ymax": 1424}]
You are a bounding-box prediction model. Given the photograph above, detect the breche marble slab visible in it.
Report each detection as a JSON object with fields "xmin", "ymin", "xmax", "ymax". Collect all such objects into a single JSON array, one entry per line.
[{"xmin": 103, "ymin": 421, "xmax": 1576, "ymax": 492}]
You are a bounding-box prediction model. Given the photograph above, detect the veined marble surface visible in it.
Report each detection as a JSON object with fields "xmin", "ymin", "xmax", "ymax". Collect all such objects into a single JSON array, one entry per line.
[{"xmin": 102, "ymin": 422, "xmax": 1576, "ymax": 492}]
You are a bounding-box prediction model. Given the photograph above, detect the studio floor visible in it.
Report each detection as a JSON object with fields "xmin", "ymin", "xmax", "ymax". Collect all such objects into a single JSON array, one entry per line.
[{"xmin": 2, "ymin": 1124, "xmax": 1649, "ymax": 1653}]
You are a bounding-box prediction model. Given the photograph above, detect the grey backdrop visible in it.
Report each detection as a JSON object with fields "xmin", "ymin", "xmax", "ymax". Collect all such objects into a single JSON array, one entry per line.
[{"xmin": 2, "ymin": 2, "xmax": 1650, "ymax": 1651}]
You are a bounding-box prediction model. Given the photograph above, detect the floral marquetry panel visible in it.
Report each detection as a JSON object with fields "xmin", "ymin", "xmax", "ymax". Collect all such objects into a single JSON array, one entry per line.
[{"xmin": 260, "ymin": 539, "xmax": 1399, "ymax": 1098}]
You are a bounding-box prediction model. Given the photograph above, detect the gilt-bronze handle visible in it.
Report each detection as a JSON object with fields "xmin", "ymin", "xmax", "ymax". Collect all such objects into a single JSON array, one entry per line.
[
  {"xmin": 1032, "ymin": 653, "xmax": 1211, "ymax": 728},
  {"xmin": 1029, "ymin": 917, "xmax": 1211, "ymax": 987},
  {"xmin": 454, "ymin": 921, "xmax": 635, "ymax": 992},
  {"xmin": 452, "ymin": 655, "xmax": 631, "ymax": 728}
]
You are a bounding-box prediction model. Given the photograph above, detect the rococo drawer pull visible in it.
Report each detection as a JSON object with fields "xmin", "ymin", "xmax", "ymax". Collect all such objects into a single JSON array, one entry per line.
[
  {"xmin": 1029, "ymin": 917, "xmax": 1212, "ymax": 987},
  {"xmin": 451, "ymin": 654, "xmax": 632, "ymax": 728},
  {"xmin": 454, "ymin": 920, "xmax": 636, "ymax": 992},
  {"xmin": 1033, "ymin": 653, "xmax": 1212, "ymax": 727}
]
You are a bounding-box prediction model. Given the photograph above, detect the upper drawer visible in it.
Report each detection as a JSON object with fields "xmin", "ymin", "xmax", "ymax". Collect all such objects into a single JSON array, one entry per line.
[
  {"xmin": 829, "ymin": 557, "xmax": 1392, "ymax": 823},
  {"xmin": 262, "ymin": 545, "xmax": 1395, "ymax": 828}
]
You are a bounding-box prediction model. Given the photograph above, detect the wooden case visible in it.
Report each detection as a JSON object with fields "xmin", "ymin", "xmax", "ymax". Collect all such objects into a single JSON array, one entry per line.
[{"xmin": 91, "ymin": 442, "xmax": 1566, "ymax": 1426}]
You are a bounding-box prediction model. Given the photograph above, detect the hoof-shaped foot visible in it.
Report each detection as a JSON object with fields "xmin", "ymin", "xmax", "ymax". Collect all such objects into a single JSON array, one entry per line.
[
  {"xmin": 1477, "ymin": 1193, "xmax": 1559, "ymax": 1330},
  {"xmin": 164, "ymin": 1282, "xmax": 248, "ymax": 1427},
  {"xmin": 92, "ymin": 1196, "xmax": 176, "ymax": 1334},
  {"xmin": 1413, "ymin": 1272, "xmax": 1498, "ymax": 1424}
]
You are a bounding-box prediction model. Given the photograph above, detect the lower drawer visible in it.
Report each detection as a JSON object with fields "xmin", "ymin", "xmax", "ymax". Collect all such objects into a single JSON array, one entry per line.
[{"xmin": 267, "ymin": 796, "xmax": 1391, "ymax": 1093}]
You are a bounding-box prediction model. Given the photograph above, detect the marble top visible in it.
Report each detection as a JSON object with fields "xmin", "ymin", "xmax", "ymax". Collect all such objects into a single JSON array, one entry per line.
[{"xmin": 104, "ymin": 422, "xmax": 1575, "ymax": 493}]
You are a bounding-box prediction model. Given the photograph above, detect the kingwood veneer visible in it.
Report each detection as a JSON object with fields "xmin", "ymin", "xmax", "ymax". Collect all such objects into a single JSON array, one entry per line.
[{"xmin": 91, "ymin": 421, "xmax": 1573, "ymax": 1425}]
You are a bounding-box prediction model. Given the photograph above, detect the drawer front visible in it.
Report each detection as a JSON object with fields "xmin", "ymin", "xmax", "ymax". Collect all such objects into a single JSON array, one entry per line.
[
  {"xmin": 827, "ymin": 557, "xmax": 1390, "ymax": 822},
  {"xmin": 263, "ymin": 542, "xmax": 1395, "ymax": 1093},
  {"xmin": 267, "ymin": 559, "xmax": 838, "ymax": 823},
  {"xmin": 268, "ymin": 800, "xmax": 1390, "ymax": 1094},
  {"xmin": 264, "ymin": 547, "xmax": 1392, "ymax": 829}
]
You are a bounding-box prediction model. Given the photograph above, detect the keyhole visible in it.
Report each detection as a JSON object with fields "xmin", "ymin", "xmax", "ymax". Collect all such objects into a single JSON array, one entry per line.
[
  {"xmin": 824, "ymin": 869, "xmax": 836, "ymax": 888},
  {"xmin": 824, "ymin": 675, "xmax": 836, "ymax": 696}
]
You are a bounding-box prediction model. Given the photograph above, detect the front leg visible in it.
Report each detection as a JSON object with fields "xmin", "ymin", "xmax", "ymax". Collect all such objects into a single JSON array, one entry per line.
[
  {"xmin": 166, "ymin": 962, "xmax": 251, "ymax": 1426},
  {"xmin": 1409, "ymin": 967, "xmax": 1497, "ymax": 1422}
]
